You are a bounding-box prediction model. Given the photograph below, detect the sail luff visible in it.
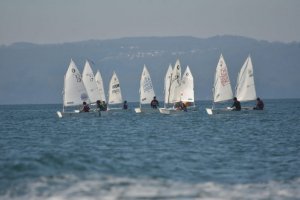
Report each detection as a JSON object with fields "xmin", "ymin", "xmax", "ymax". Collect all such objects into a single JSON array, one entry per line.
[
  {"xmin": 63, "ymin": 74, "xmax": 66, "ymax": 112},
  {"xmin": 164, "ymin": 64, "xmax": 173, "ymax": 107}
]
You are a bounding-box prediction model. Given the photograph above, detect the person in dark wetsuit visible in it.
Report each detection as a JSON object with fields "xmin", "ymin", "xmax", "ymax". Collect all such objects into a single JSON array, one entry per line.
[
  {"xmin": 102, "ymin": 101, "xmax": 107, "ymax": 111},
  {"xmin": 231, "ymin": 97, "xmax": 241, "ymax": 111},
  {"xmin": 96, "ymin": 100, "xmax": 101, "ymax": 109},
  {"xmin": 81, "ymin": 101, "xmax": 90, "ymax": 112},
  {"xmin": 97, "ymin": 100, "xmax": 107, "ymax": 111},
  {"xmin": 150, "ymin": 96, "xmax": 159, "ymax": 109},
  {"xmin": 123, "ymin": 100, "xmax": 128, "ymax": 110},
  {"xmin": 180, "ymin": 101, "xmax": 187, "ymax": 112},
  {"xmin": 254, "ymin": 97, "xmax": 264, "ymax": 110}
]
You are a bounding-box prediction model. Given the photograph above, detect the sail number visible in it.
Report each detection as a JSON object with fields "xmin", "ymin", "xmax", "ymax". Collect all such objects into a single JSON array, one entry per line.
[
  {"xmin": 112, "ymin": 84, "xmax": 120, "ymax": 89},
  {"xmin": 112, "ymin": 88, "xmax": 120, "ymax": 94},
  {"xmin": 220, "ymin": 68, "xmax": 230, "ymax": 86},
  {"xmin": 143, "ymin": 77, "xmax": 153, "ymax": 92}
]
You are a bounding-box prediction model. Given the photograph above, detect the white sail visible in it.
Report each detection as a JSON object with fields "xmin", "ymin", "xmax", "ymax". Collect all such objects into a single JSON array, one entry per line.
[
  {"xmin": 140, "ymin": 65, "xmax": 155, "ymax": 104},
  {"xmin": 235, "ymin": 56, "xmax": 256, "ymax": 102},
  {"xmin": 164, "ymin": 64, "xmax": 173, "ymax": 105},
  {"xmin": 82, "ymin": 60, "xmax": 100, "ymax": 103},
  {"xmin": 180, "ymin": 66, "xmax": 194, "ymax": 102},
  {"xmin": 95, "ymin": 70, "xmax": 106, "ymax": 102},
  {"xmin": 169, "ymin": 59, "xmax": 182, "ymax": 103},
  {"xmin": 213, "ymin": 54, "xmax": 233, "ymax": 103},
  {"xmin": 63, "ymin": 60, "xmax": 89, "ymax": 107},
  {"xmin": 108, "ymin": 71, "xmax": 123, "ymax": 105}
]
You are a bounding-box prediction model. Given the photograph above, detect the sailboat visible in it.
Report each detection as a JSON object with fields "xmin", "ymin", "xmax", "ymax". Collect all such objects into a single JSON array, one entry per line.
[
  {"xmin": 179, "ymin": 66, "xmax": 195, "ymax": 108},
  {"xmin": 206, "ymin": 54, "xmax": 234, "ymax": 115},
  {"xmin": 108, "ymin": 71, "xmax": 123, "ymax": 110},
  {"xmin": 82, "ymin": 60, "xmax": 100, "ymax": 103},
  {"xmin": 57, "ymin": 59, "xmax": 90, "ymax": 118},
  {"xmin": 135, "ymin": 65, "xmax": 156, "ymax": 113},
  {"xmin": 235, "ymin": 55, "xmax": 257, "ymax": 109},
  {"xmin": 95, "ymin": 69, "xmax": 106, "ymax": 102},
  {"xmin": 159, "ymin": 59, "xmax": 187, "ymax": 115}
]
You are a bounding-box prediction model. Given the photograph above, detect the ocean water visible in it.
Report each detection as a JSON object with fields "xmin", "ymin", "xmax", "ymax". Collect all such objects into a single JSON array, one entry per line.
[{"xmin": 0, "ymin": 99, "xmax": 300, "ymax": 200}]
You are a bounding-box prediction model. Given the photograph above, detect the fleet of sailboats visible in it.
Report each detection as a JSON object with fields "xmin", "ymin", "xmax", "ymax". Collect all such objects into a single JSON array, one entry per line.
[{"xmin": 57, "ymin": 55, "xmax": 260, "ymax": 118}]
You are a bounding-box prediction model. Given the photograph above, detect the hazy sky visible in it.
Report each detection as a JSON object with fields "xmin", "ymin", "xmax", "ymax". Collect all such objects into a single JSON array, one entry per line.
[{"xmin": 0, "ymin": 0, "xmax": 300, "ymax": 45}]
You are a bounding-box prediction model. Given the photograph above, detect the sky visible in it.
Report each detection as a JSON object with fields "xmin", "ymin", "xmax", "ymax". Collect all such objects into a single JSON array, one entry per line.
[{"xmin": 0, "ymin": 0, "xmax": 300, "ymax": 45}]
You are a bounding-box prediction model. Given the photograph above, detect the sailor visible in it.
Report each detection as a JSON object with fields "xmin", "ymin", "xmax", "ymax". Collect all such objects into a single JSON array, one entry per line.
[
  {"xmin": 180, "ymin": 101, "xmax": 187, "ymax": 112},
  {"xmin": 81, "ymin": 101, "xmax": 90, "ymax": 112},
  {"xmin": 123, "ymin": 100, "xmax": 128, "ymax": 110},
  {"xmin": 254, "ymin": 97, "xmax": 264, "ymax": 110},
  {"xmin": 97, "ymin": 100, "xmax": 107, "ymax": 111},
  {"xmin": 150, "ymin": 96, "xmax": 159, "ymax": 109},
  {"xmin": 231, "ymin": 97, "xmax": 241, "ymax": 111},
  {"xmin": 102, "ymin": 101, "xmax": 108, "ymax": 111},
  {"xmin": 96, "ymin": 100, "xmax": 101, "ymax": 109}
]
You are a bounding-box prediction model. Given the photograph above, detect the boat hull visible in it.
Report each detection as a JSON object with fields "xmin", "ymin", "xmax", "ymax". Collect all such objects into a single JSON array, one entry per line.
[
  {"xmin": 206, "ymin": 107, "xmax": 264, "ymax": 115},
  {"xmin": 158, "ymin": 108, "xmax": 185, "ymax": 115},
  {"xmin": 57, "ymin": 110, "xmax": 108, "ymax": 118},
  {"xmin": 134, "ymin": 107, "xmax": 159, "ymax": 113}
]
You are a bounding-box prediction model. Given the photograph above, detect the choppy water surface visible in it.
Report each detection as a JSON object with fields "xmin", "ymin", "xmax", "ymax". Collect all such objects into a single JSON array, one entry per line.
[{"xmin": 0, "ymin": 99, "xmax": 300, "ymax": 199}]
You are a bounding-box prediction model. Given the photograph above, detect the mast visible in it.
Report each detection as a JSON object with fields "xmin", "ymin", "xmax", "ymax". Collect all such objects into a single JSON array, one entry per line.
[
  {"xmin": 62, "ymin": 74, "xmax": 66, "ymax": 112},
  {"xmin": 166, "ymin": 73, "xmax": 173, "ymax": 108}
]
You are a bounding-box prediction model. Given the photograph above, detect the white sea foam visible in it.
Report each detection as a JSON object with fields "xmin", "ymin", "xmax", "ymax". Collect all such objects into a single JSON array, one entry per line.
[{"xmin": 2, "ymin": 175, "xmax": 300, "ymax": 200}]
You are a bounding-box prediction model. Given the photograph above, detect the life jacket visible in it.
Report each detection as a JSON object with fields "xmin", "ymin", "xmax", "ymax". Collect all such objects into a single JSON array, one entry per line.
[{"xmin": 83, "ymin": 105, "xmax": 90, "ymax": 112}]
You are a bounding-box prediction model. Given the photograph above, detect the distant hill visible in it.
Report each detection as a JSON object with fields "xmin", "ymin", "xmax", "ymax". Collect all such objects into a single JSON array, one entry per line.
[{"xmin": 0, "ymin": 35, "xmax": 299, "ymax": 104}]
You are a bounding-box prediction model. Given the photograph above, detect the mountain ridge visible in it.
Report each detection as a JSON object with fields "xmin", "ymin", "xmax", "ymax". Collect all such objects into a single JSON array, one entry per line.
[{"xmin": 0, "ymin": 35, "xmax": 299, "ymax": 104}]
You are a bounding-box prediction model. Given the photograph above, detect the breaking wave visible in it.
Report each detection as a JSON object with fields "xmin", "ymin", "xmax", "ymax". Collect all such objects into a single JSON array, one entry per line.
[{"xmin": 2, "ymin": 174, "xmax": 300, "ymax": 200}]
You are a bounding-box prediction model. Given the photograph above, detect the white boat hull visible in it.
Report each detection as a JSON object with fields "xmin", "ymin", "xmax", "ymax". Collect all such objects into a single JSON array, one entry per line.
[
  {"xmin": 158, "ymin": 108, "xmax": 184, "ymax": 115},
  {"xmin": 159, "ymin": 105, "xmax": 197, "ymax": 115},
  {"xmin": 57, "ymin": 109, "xmax": 108, "ymax": 118},
  {"xmin": 159, "ymin": 108, "xmax": 172, "ymax": 114},
  {"xmin": 206, "ymin": 107, "xmax": 263, "ymax": 115},
  {"xmin": 134, "ymin": 107, "xmax": 159, "ymax": 113},
  {"xmin": 206, "ymin": 108, "xmax": 233, "ymax": 115},
  {"xmin": 134, "ymin": 108, "xmax": 142, "ymax": 113},
  {"xmin": 107, "ymin": 107, "xmax": 123, "ymax": 111}
]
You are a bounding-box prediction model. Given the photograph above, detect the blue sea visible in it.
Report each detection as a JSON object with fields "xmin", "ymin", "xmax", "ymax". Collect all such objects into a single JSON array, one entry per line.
[{"xmin": 0, "ymin": 99, "xmax": 300, "ymax": 200}]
